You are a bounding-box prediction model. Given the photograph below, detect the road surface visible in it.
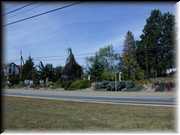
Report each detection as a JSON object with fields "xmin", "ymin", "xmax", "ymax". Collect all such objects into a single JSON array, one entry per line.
[{"xmin": 3, "ymin": 89, "xmax": 176, "ymax": 107}]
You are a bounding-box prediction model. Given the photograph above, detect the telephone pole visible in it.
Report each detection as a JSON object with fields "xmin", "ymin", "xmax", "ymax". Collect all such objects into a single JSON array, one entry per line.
[{"xmin": 20, "ymin": 50, "xmax": 24, "ymax": 81}]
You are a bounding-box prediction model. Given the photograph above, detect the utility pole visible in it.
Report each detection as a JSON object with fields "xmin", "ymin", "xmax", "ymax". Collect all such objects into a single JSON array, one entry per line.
[
  {"xmin": 115, "ymin": 72, "xmax": 117, "ymax": 91},
  {"xmin": 145, "ymin": 46, "xmax": 148, "ymax": 79},
  {"xmin": 119, "ymin": 72, "xmax": 122, "ymax": 82},
  {"xmin": 20, "ymin": 50, "xmax": 24, "ymax": 81}
]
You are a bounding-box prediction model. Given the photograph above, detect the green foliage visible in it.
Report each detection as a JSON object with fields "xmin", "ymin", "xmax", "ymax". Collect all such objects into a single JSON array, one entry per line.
[
  {"xmin": 53, "ymin": 66, "xmax": 62, "ymax": 82},
  {"xmin": 68, "ymin": 80, "xmax": 91, "ymax": 90},
  {"xmin": 125, "ymin": 81, "xmax": 135, "ymax": 89},
  {"xmin": 87, "ymin": 54, "xmax": 105, "ymax": 81},
  {"xmin": 137, "ymin": 9, "xmax": 175, "ymax": 78},
  {"xmin": 106, "ymin": 81, "xmax": 126, "ymax": 91},
  {"xmin": 51, "ymin": 80, "xmax": 62, "ymax": 89},
  {"xmin": 152, "ymin": 81, "xmax": 175, "ymax": 92},
  {"xmin": 62, "ymin": 48, "xmax": 83, "ymax": 81},
  {"xmin": 38, "ymin": 62, "xmax": 55, "ymax": 82},
  {"xmin": 22, "ymin": 56, "xmax": 37, "ymax": 81},
  {"xmin": 8, "ymin": 75, "xmax": 20, "ymax": 86},
  {"xmin": 62, "ymin": 81, "xmax": 72, "ymax": 90},
  {"xmin": 94, "ymin": 81, "xmax": 110, "ymax": 90},
  {"xmin": 94, "ymin": 81, "xmax": 143, "ymax": 91},
  {"xmin": 86, "ymin": 45, "xmax": 121, "ymax": 81},
  {"xmin": 121, "ymin": 31, "xmax": 145, "ymax": 80},
  {"xmin": 12, "ymin": 82, "xmax": 25, "ymax": 88},
  {"xmin": 101, "ymin": 70, "xmax": 114, "ymax": 81},
  {"xmin": 135, "ymin": 79, "xmax": 151, "ymax": 85}
]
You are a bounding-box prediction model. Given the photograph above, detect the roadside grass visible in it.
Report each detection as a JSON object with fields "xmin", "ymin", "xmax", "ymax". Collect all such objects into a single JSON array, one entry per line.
[{"xmin": 3, "ymin": 96, "xmax": 176, "ymax": 131}]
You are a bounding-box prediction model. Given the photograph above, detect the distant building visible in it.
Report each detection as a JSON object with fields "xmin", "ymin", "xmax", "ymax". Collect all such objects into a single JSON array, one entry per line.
[{"xmin": 3, "ymin": 62, "xmax": 20, "ymax": 77}]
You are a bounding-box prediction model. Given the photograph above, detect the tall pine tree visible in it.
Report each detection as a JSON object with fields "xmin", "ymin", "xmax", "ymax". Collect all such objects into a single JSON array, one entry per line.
[
  {"xmin": 138, "ymin": 9, "xmax": 162, "ymax": 78},
  {"xmin": 122, "ymin": 31, "xmax": 144, "ymax": 80},
  {"xmin": 22, "ymin": 56, "xmax": 36, "ymax": 80},
  {"xmin": 160, "ymin": 12, "xmax": 175, "ymax": 74},
  {"xmin": 137, "ymin": 9, "xmax": 175, "ymax": 78}
]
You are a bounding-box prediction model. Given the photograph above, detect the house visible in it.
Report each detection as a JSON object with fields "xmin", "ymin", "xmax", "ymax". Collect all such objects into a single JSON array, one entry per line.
[{"xmin": 3, "ymin": 62, "xmax": 20, "ymax": 77}]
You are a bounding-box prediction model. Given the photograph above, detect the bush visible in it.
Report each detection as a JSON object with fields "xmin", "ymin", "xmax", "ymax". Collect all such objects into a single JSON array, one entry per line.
[
  {"xmin": 8, "ymin": 75, "xmax": 20, "ymax": 86},
  {"xmin": 106, "ymin": 82, "xmax": 115, "ymax": 91},
  {"xmin": 94, "ymin": 81, "xmax": 110, "ymax": 90},
  {"xmin": 62, "ymin": 81, "xmax": 72, "ymax": 90},
  {"xmin": 68, "ymin": 80, "xmax": 91, "ymax": 90},
  {"xmin": 94, "ymin": 80, "xmax": 143, "ymax": 91},
  {"xmin": 152, "ymin": 81, "xmax": 175, "ymax": 92},
  {"xmin": 13, "ymin": 81, "xmax": 25, "ymax": 88},
  {"xmin": 51, "ymin": 80, "xmax": 62, "ymax": 89},
  {"xmin": 106, "ymin": 81, "xmax": 127, "ymax": 91},
  {"xmin": 117, "ymin": 81, "xmax": 126, "ymax": 90},
  {"xmin": 101, "ymin": 71, "xmax": 114, "ymax": 81},
  {"xmin": 125, "ymin": 81, "xmax": 135, "ymax": 89},
  {"xmin": 135, "ymin": 68, "xmax": 145, "ymax": 80}
]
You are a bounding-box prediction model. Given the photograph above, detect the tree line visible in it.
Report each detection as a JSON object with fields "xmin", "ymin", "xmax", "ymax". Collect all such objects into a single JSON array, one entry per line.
[
  {"xmin": 3, "ymin": 9, "xmax": 175, "ymax": 86},
  {"xmin": 86, "ymin": 9, "xmax": 175, "ymax": 81}
]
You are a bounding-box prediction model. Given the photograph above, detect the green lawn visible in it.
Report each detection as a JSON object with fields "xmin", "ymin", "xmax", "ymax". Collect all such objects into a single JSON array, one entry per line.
[{"xmin": 3, "ymin": 96, "xmax": 176, "ymax": 131}]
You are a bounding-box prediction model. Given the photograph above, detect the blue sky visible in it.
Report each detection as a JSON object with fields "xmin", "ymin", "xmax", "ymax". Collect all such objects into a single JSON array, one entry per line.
[{"xmin": 3, "ymin": 2, "xmax": 176, "ymax": 67}]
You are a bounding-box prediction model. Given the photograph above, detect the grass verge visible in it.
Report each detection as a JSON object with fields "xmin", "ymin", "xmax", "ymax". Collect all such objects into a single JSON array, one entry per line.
[{"xmin": 3, "ymin": 96, "xmax": 176, "ymax": 131}]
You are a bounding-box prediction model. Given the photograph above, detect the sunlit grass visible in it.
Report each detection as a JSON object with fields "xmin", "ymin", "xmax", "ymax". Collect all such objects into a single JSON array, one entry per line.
[{"xmin": 3, "ymin": 96, "xmax": 176, "ymax": 131}]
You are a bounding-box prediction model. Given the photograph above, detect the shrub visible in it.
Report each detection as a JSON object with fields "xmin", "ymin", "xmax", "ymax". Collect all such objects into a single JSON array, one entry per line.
[
  {"xmin": 8, "ymin": 75, "xmax": 20, "ymax": 86},
  {"xmin": 13, "ymin": 81, "xmax": 25, "ymax": 88},
  {"xmin": 30, "ymin": 84, "xmax": 40, "ymax": 89},
  {"xmin": 101, "ymin": 71, "xmax": 114, "ymax": 81},
  {"xmin": 94, "ymin": 81, "xmax": 126, "ymax": 91},
  {"xmin": 68, "ymin": 80, "xmax": 91, "ymax": 90},
  {"xmin": 94, "ymin": 80, "xmax": 144, "ymax": 91},
  {"xmin": 152, "ymin": 81, "xmax": 175, "ymax": 92},
  {"xmin": 106, "ymin": 82, "xmax": 115, "ymax": 91},
  {"xmin": 62, "ymin": 81, "xmax": 72, "ymax": 90},
  {"xmin": 94, "ymin": 81, "xmax": 110, "ymax": 90},
  {"xmin": 51, "ymin": 80, "xmax": 62, "ymax": 89},
  {"xmin": 135, "ymin": 68, "xmax": 145, "ymax": 80},
  {"xmin": 136, "ymin": 80, "xmax": 150, "ymax": 85},
  {"xmin": 125, "ymin": 81, "xmax": 135, "ymax": 89},
  {"xmin": 117, "ymin": 81, "xmax": 126, "ymax": 90},
  {"xmin": 47, "ymin": 81, "xmax": 54, "ymax": 87},
  {"xmin": 106, "ymin": 81, "xmax": 126, "ymax": 91},
  {"xmin": 153, "ymin": 82, "xmax": 165, "ymax": 92}
]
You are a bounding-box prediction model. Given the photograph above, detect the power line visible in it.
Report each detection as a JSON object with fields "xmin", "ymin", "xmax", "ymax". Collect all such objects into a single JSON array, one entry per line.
[
  {"xmin": 34, "ymin": 52, "xmax": 95, "ymax": 59},
  {"xmin": 3, "ymin": 2, "xmax": 82, "ymax": 27},
  {"xmin": 3, "ymin": 2, "xmax": 36, "ymax": 16},
  {"xmin": 7, "ymin": 52, "xmax": 95, "ymax": 62},
  {"xmin": 6, "ymin": 46, "xmax": 173, "ymax": 62}
]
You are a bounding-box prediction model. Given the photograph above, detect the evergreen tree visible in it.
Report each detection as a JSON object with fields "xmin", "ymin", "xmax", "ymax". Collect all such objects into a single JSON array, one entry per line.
[
  {"xmin": 54, "ymin": 66, "xmax": 63, "ymax": 81},
  {"xmin": 38, "ymin": 62, "xmax": 55, "ymax": 82},
  {"xmin": 87, "ymin": 54, "xmax": 105, "ymax": 81},
  {"xmin": 159, "ymin": 12, "xmax": 175, "ymax": 74},
  {"xmin": 86, "ymin": 45, "xmax": 120, "ymax": 81},
  {"xmin": 137, "ymin": 9, "xmax": 175, "ymax": 78},
  {"xmin": 62, "ymin": 48, "xmax": 82, "ymax": 81},
  {"xmin": 138, "ymin": 9, "xmax": 162, "ymax": 78},
  {"xmin": 22, "ymin": 56, "xmax": 36, "ymax": 81},
  {"xmin": 122, "ymin": 31, "xmax": 144, "ymax": 80}
]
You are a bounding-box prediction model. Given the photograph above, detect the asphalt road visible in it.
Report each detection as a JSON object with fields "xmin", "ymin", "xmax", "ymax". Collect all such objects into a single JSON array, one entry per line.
[{"xmin": 3, "ymin": 89, "xmax": 176, "ymax": 107}]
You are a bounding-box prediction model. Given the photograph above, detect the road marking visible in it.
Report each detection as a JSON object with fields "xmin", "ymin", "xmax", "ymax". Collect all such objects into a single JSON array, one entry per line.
[{"xmin": 4, "ymin": 94, "xmax": 175, "ymax": 107}]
